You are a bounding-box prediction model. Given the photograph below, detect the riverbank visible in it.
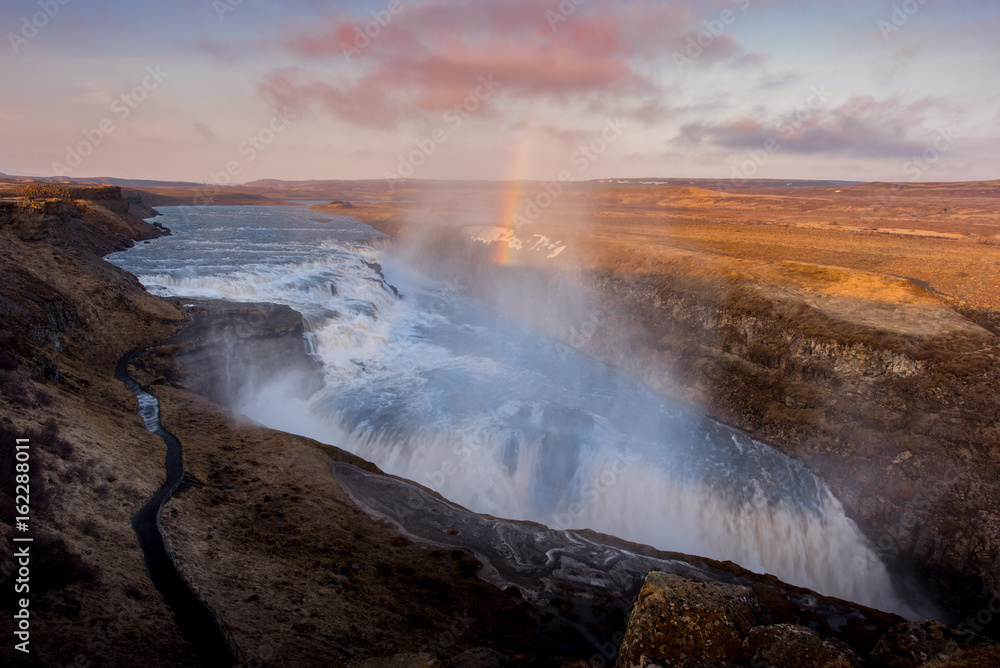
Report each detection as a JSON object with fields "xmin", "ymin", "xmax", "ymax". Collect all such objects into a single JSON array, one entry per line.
[
  {"xmin": 0, "ymin": 187, "xmax": 197, "ymax": 667},
  {"xmin": 115, "ymin": 350, "xmax": 238, "ymax": 665}
]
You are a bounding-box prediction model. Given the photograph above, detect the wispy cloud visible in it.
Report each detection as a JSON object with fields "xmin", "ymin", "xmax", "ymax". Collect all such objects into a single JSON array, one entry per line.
[{"xmin": 674, "ymin": 95, "xmax": 954, "ymax": 159}]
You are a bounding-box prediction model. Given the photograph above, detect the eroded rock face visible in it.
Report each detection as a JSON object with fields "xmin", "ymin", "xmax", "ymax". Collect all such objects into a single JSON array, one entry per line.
[
  {"xmin": 0, "ymin": 191, "xmax": 180, "ymax": 369},
  {"xmin": 616, "ymin": 572, "xmax": 761, "ymax": 667},
  {"xmin": 611, "ymin": 573, "xmax": 1000, "ymax": 668},
  {"xmin": 869, "ymin": 621, "xmax": 992, "ymax": 668},
  {"xmin": 740, "ymin": 623, "xmax": 861, "ymax": 668},
  {"xmin": 169, "ymin": 299, "xmax": 323, "ymax": 406},
  {"xmin": 919, "ymin": 646, "xmax": 1000, "ymax": 667},
  {"xmin": 586, "ymin": 269, "xmax": 1000, "ymax": 624},
  {"xmin": 331, "ymin": 462, "xmax": 912, "ymax": 662},
  {"xmin": 0, "ymin": 185, "xmax": 168, "ymax": 255}
]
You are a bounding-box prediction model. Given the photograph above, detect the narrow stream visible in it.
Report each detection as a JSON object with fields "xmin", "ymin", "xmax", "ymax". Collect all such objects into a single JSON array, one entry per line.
[{"xmin": 116, "ymin": 350, "xmax": 237, "ymax": 667}]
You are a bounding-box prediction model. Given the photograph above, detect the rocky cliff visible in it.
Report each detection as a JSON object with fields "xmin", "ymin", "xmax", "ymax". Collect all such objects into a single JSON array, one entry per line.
[
  {"xmin": 0, "ymin": 188, "xmax": 195, "ymax": 667},
  {"xmin": 385, "ymin": 228, "xmax": 1000, "ymax": 636},
  {"xmin": 586, "ymin": 256, "xmax": 1000, "ymax": 631},
  {"xmin": 617, "ymin": 571, "xmax": 999, "ymax": 668},
  {"xmin": 166, "ymin": 299, "xmax": 324, "ymax": 406}
]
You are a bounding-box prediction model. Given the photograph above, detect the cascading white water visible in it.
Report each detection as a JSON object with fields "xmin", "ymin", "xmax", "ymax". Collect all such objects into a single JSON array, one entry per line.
[{"xmin": 109, "ymin": 204, "xmax": 915, "ymax": 617}]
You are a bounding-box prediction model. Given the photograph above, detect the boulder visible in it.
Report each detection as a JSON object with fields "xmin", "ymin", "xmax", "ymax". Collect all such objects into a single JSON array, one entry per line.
[
  {"xmin": 616, "ymin": 571, "xmax": 761, "ymax": 667},
  {"xmin": 741, "ymin": 623, "xmax": 861, "ymax": 667},
  {"xmin": 870, "ymin": 621, "xmax": 979, "ymax": 668},
  {"xmin": 919, "ymin": 646, "xmax": 1000, "ymax": 667}
]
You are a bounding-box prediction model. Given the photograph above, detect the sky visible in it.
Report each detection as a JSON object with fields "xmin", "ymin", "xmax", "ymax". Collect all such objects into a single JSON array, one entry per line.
[{"xmin": 0, "ymin": 0, "xmax": 997, "ymax": 184}]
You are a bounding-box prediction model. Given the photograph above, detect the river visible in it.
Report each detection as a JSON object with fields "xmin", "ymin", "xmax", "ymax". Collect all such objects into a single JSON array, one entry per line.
[{"xmin": 108, "ymin": 204, "xmax": 910, "ymax": 615}]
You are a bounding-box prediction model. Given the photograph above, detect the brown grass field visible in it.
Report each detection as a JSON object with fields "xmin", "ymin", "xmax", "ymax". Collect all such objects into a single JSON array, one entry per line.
[{"xmin": 306, "ymin": 179, "xmax": 1000, "ymax": 311}]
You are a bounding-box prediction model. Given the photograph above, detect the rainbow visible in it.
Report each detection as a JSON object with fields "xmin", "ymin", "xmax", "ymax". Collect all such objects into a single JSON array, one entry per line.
[{"xmin": 492, "ymin": 128, "xmax": 533, "ymax": 265}]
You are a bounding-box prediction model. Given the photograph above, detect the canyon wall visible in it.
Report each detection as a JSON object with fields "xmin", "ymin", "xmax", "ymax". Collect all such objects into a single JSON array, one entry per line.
[{"xmin": 398, "ymin": 233, "xmax": 1000, "ymax": 630}]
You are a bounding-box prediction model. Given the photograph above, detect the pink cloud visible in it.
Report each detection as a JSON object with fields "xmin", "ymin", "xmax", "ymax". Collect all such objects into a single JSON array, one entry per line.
[{"xmin": 259, "ymin": 0, "xmax": 743, "ymax": 128}]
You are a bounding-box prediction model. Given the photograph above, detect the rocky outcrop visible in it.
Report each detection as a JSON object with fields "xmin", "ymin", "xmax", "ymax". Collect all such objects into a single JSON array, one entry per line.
[
  {"xmin": 869, "ymin": 621, "xmax": 995, "ymax": 668},
  {"xmin": 0, "ymin": 190, "xmax": 177, "ymax": 366},
  {"xmin": 583, "ymin": 265, "xmax": 1000, "ymax": 627},
  {"xmin": 741, "ymin": 624, "xmax": 861, "ymax": 668},
  {"xmin": 616, "ymin": 572, "xmax": 760, "ymax": 666},
  {"xmin": 617, "ymin": 573, "xmax": 996, "ymax": 668},
  {"xmin": 0, "ymin": 185, "xmax": 168, "ymax": 254},
  {"xmin": 920, "ymin": 646, "xmax": 1000, "ymax": 667},
  {"xmin": 167, "ymin": 299, "xmax": 323, "ymax": 406}
]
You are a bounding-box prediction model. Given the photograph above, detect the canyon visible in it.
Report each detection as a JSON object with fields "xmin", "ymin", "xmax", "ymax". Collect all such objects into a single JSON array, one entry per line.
[{"xmin": 1, "ymin": 180, "xmax": 998, "ymax": 667}]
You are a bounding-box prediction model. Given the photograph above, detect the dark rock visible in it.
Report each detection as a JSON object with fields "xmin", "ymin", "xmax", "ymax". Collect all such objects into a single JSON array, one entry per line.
[
  {"xmin": 0, "ymin": 192, "xmax": 182, "ymax": 367},
  {"xmin": 360, "ymin": 258, "xmax": 401, "ymax": 298},
  {"xmin": 448, "ymin": 647, "xmax": 510, "ymax": 668},
  {"xmin": 741, "ymin": 623, "xmax": 861, "ymax": 667},
  {"xmin": 919, "ymin": 646, "xmax": 1000, "ymax": 667},
  {"xmin": 869, "ymin": 621, "xmax": 994, "ymax": 668},
  {"xmin": 383, "ymin": 279, "xmax": 400, "ymax": 298},
  {"xmin": 350, "ymin": 653, "xmax": 441, "ymax": 668},
  {"xmin": 345, "ymin": 300, "xmax": 378, "ymax": 318},
  {"xmin": 171, "ymin": 300, "xmax": 323, "ymax": 406}
]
